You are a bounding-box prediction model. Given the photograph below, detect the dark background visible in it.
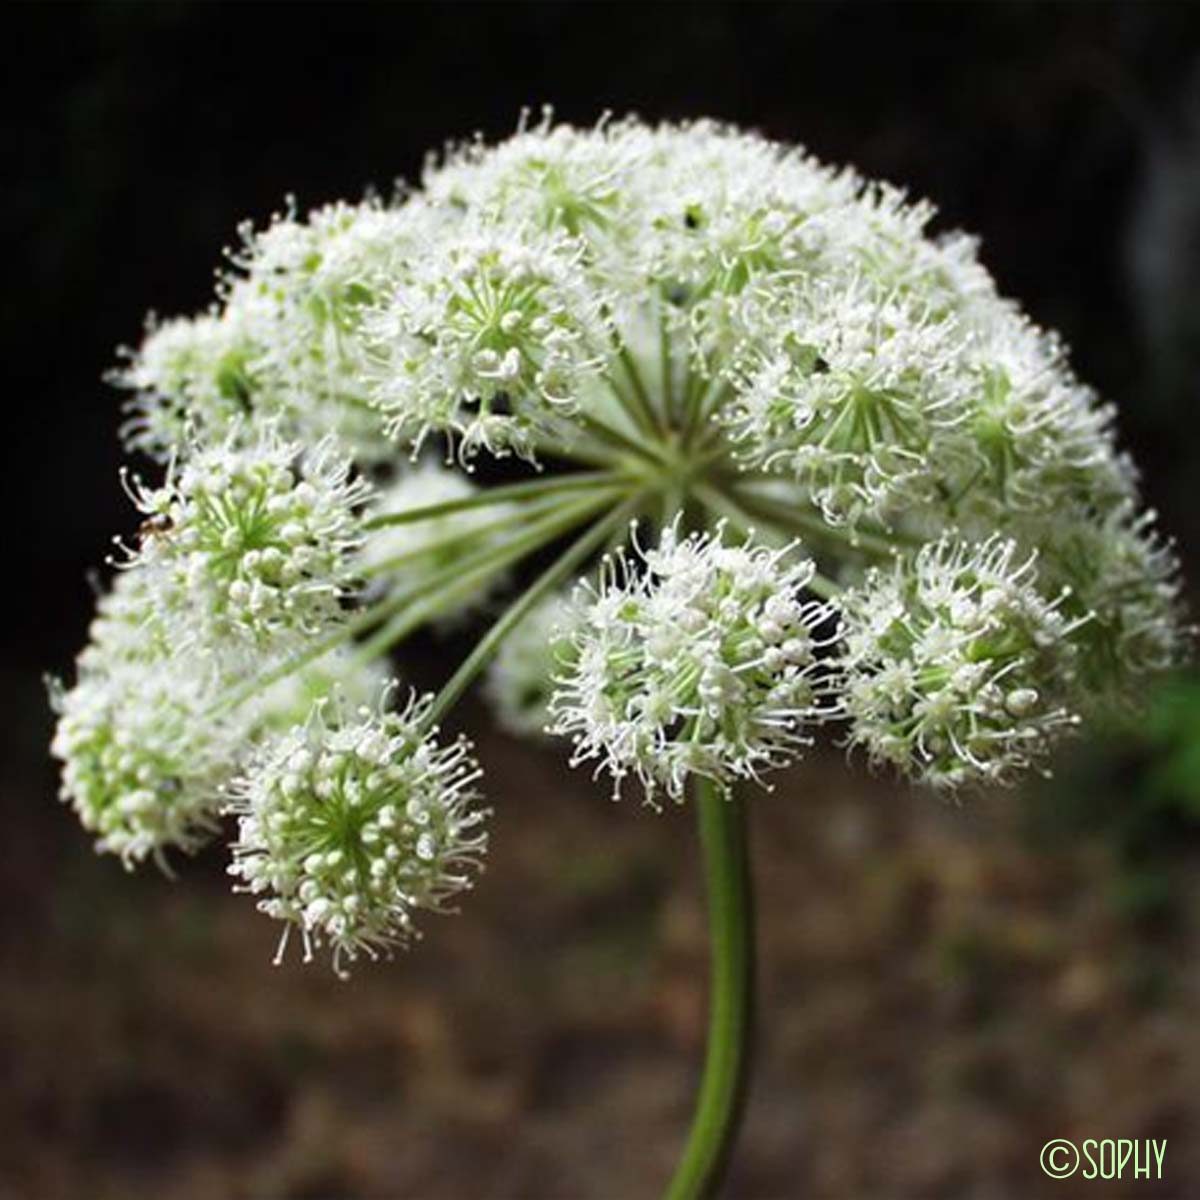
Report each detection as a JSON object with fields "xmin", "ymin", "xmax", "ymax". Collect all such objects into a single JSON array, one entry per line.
[{"xmin": 5, "ymin": 4, "xmax": 1200, "ymax": 1198}]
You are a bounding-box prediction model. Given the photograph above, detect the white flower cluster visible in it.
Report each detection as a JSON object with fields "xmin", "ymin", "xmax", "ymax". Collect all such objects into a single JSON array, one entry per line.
[
  {"xmin": 122, "ymin": 427, "xmax": 372, "ymax": 652},
  {"xmin": 50, "ymin": 564, "xmax": 232, "ymax": 865},
  {"xmin": 549, "ymin": 525, "xmax": 838, "ymax": 803},
  {"xmin": 1026, "ymin": 503, "xmax": 1190, "ymax": 702},
  {"xmin": 50, "ymin": 661, "xmax": 229, "ymax": 867},
  {"xmin": 116, "ymin": 310, "xmax": 261, "ymax": 457},
  {"xmin": 117, "ymin": 200, "xmax": 412, "ymax": 461},
  {"xmin": 53, "ymin": 114, "xmax": 1188, "ymax": 975},
  {"xmin": 723, "ymin": 263, "xmax": 1136, "ymax": 533},
  {"xmin": 725, "ymin": 281, "xmax": 972, "ymax": 526},
  {"xmin": 420, "ymin": 115, "xmax": 1140, "ymax": 538},
  {"xmin": 957, "ymin": 314, "xmax": 1130, "ymax": 521},
  {"xmin": 836, "ymin": 537, "xmax": 1086, "ymax": 789},
  {"xmin": 367, "ymin": 228, "xmax": 614, "ymax": 462},
  {"xmin": 50, "ymin": 557, "xmax": 388, "ymax": 869},
  {"xmin": 423, "ymin": 114, "xmax": 638, "ymax": 236},
  {"xmin": 110, "ymin": 116, "xmax": 1148, "ymax": 544},
  {"xmin": 52, "ymin": 427, "xmax": 380, "ymax": 870},
  {"xmin": 226, "ymin": 688, "xmax": 488, "ymax": 977}
]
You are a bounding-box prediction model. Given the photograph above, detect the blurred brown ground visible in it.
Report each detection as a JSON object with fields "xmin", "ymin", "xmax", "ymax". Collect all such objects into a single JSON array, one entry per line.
[{"xmin": 3, "ymin": 675, "xmax": 1197, "ymax": 1200}]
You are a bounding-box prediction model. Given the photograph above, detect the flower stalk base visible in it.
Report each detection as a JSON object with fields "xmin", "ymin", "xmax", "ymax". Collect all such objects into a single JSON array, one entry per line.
[{"xmin": 664, "ymin": 781, "xmax": 756, "ymax": 1200}]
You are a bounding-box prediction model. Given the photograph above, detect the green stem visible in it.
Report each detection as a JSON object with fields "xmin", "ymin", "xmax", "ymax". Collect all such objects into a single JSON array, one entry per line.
[
  {"xmin": 664, "ymin": 781, "xmax": 755, "ymax": 1200},
  {"xmin": 576, "ymin": 327, "xmax": 653, "ymax": 439},
  {"xmin": 617, "ymin": 344, "xmax": 665, "ymax": 437},
  {"xmin": 688, "ymin": 377, "xmax": 731, "ymax": 443},
  {"xmin": 578, "ymin": 410, "xmax": 672, "ymax": 467},
  {"xmin": 361, "ymin": 487, "xmax": 618, "ymax": 579},
  {"xmin": 659, "ymin": 297, "xmax": 675, "ymax": 428},
  {"xmin": 424, "ymin": 494, "xmax": 642, "ymax": 728},
  {"xmin": 531, "ymin": 424, "xmax": 631, "ymax": 469},
  {"xmin": 362, "ymin": 470, "xmax": 625, "ymax": 531},
  {"xmin": 351, "ymin": 489, "xmax": 622, "ymax": 665}
]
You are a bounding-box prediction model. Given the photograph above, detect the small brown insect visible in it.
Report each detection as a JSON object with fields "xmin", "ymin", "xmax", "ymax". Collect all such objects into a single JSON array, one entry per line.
[{"xmin": 138, "ymin": 512, "xmax": 174, "ymax": 543}]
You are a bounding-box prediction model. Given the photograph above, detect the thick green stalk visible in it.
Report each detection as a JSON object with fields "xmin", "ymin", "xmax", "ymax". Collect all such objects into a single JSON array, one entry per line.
[{"xmin": 664, "ymin": 781, "xmax": 755, "ymax": 1200}]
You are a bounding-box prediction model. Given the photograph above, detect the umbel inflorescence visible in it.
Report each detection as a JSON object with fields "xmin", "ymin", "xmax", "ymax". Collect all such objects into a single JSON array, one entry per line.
[{"xmin": 52, "ymin": 113, "xmax": 1187, "ymax": 974}]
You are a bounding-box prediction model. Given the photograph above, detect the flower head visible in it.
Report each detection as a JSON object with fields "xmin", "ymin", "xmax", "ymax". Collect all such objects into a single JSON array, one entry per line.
[
  {"xmin": 836, "ymin": 536, "xmax": 1085, "ymax": 789},
  {"xmin": 50, "ymin": 664, "xmax": 231, "ymax": 867},
  {"xmin": 550, "ymin": 524, "xmax": 838, "ymax": 803},
  {"xmin": 57, "ymin": 114, "xmax": 1190, "ymax": 968},
  {"xmin": 951, "ymin": 310, "xmax": 1134, "ymax": 523},
  {"xmin": 116, "ymin": 201, "xmax": 413, "ymax": 461},
  {"xmin": 123, "ymin": 427, "xmax": 372, "ymax": 652},
  {"xmin": 725, "ymin": 278, "xmax": 972, "ymax": 525},
  {"xmin": 1030, "ymin": 503, "xmax": 1190, "ymax": 701},
  {"xmin": 367, "ymin": 224, "xmax": 614, "ymax": 461},
  {"xmin": 424, "ymin": 110, "xmax": 642, "ymax": 238},
  {"xmin": 226, "ymin": 687, "xmax": 488, "ymax": 976},
  {"xmin": 115, "ymin": 307, "xmax": 265, "ymax": 459},
  {"xmin": 77, "ymin": 559, "xmax": 174, "ymax": 670},
  {"xmin": 231, "ymin": 200, "xmax": 414, "ymax": 459},
  {"xmin": 51, "ymin": 562, "xmax": 247, "ymax": 865}
]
